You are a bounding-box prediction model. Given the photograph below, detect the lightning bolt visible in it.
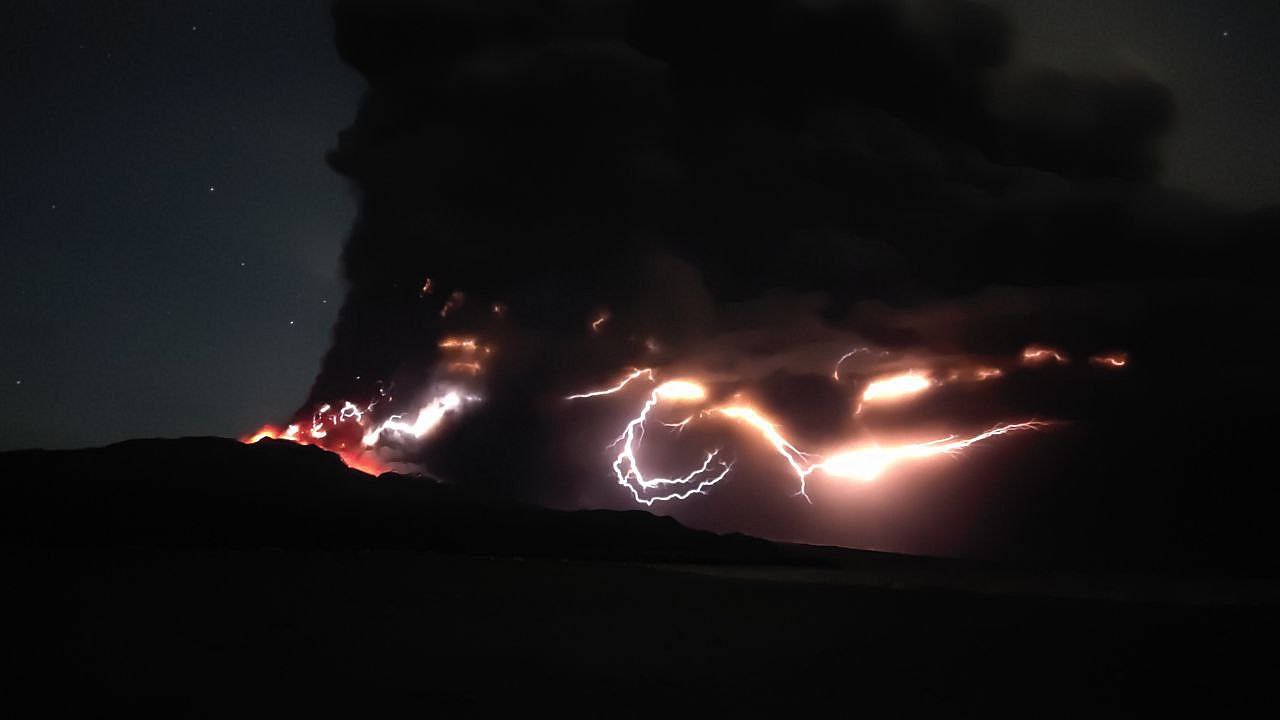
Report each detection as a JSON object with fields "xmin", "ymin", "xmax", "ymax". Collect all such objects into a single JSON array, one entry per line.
[
  {"xmin": 565, "ymin": 368, "xmax": 655, "ymax": 400},
  {"xmin": 812, "ymin": 421, "xmax": 1051, "ymax": 482},
  {"xmin": 243, "ymin": 388, "xmax": 479, "ymax": 475},
  {"xmin": 605, "ymin": 380, "xmax": 733, "ymax": 506},
  {"xmin": 573, "ymin": 370, "xmax": 1051, "ymax": 505}
]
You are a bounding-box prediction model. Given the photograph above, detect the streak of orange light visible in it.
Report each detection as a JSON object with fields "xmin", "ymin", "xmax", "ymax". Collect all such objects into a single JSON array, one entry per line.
[
  {"xmin": 860, "ymin": 371, "xmax": 934, "ymax": 406},
  {"xmin": 1022, "ymin": 344, "xmax": 1069, "ymax": 365},
  {"xmin": 815, "ymin": 421, "xmax": 1050, "ymax": 482},
  {"xmin": 1090, "ymin": 352, "xmax": 1129, "ymax": 368}
]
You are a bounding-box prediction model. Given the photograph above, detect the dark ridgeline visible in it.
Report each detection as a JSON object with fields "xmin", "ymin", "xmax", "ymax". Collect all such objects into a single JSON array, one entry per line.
[
  {"xmin": 0, "ymin": 437, "xmax": 792, "ymax": 564},
  {"xmin": 2, "ymin": 437, "xmax": 1277, "ymax": 713}
]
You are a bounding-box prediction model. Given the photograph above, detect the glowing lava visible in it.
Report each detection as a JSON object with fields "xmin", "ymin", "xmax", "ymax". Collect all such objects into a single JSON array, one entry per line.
[
  {"xmin": 241, "ymin": 423, "xmax": 387, "ymax": 475},
  {"xmin": 242, "ymin": 389, "xmax": 477, "ymax": 476}
]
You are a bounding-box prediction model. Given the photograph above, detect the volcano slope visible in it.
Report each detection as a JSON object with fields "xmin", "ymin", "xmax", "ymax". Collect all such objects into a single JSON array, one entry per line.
[{"xmin": 1, "ymin": 437, "xmax": 1275, "ymax": 713}]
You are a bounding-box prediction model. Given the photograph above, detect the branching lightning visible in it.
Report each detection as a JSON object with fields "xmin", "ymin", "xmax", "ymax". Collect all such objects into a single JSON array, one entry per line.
[
  {"xmin": 813, "ymin": 421, "xmax": 1051, "ymax": 482},
  {"xmin": 360, "ymin": 391, "xmax": 475, "ymax": 447},
  {"xmin": 243, "ymin": 387, "xmax": 478, "ymax": 475},
  {"xmin": 570, "ymin": 368, "xmax": 1052, "ymax": 505},
  {"xmin": 605, "ymin": 380, "xmax": 733, "ymax": 506},
  {"xmin": 245, "ymin": 321, "xmax": 1101, "ymax": 507}
]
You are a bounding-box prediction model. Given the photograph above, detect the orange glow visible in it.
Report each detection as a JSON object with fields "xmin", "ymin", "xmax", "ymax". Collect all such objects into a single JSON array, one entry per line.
[
  {"xmin": 1022, "ymin": 344, "xmax": 1069, "ymax": 365},
  {"xmin": 572, "ymin": 366, "xmax": 1052, "ymax": 505},
  {"xmin": 1090, "ymin": 352, "xmax": 1129, "ymax": 368},
  {"xmin": 607, "ymin": 380, "xmax": 731, "ymax": 505},
  {"xmin": 244, "ymin": 426, "xmax": 287, "ymax": 444},
  {"xmin": 360, "ymin": 391, "xmax": 472, "ymax": 447},
  {"xmin": 654, "ymin": 380, "xmax": 707, "ymax": 402},
  {"xmin": 711, "ymin": 405, "xmax": 820, "ymax": 500},
  {"xmin": 861, "ymin": 371, "xmax": 934, "ymax": 406},
  {"xmin": 248, "ymin": 319, "xmax": 1072, "ymax": 506},
  {"xmin": 816, "ymin": 421, "xmax": 1049, "ymax": 482},
  {"xmin": 242, "ymin": 389, "xmax": 478, "ymax": 477},
  {"xmin": 439, "ymin": 336, "xmax": 492, "ymax": 374},
  {"xmin": 242, "ymin": 424, "xmax": 390, "ymax": 475},
  {"xmin": 438, "ymin": 336, "xmax": 480, "ymax": 352}
]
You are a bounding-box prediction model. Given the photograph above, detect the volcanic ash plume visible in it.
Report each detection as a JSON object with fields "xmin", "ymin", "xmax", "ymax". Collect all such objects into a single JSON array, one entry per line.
[{"xmin": 239, "ymin": 0, "xmax": 1274, "ymax": 555}]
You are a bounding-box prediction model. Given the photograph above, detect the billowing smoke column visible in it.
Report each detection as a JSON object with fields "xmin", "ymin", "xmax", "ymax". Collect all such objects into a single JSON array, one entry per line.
[{"xmin": 243, "ymin": 0, "xmax": 1277, "ymax": 559}]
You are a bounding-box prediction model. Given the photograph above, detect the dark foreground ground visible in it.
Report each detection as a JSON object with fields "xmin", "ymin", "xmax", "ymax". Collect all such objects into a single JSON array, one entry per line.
[{"xmin": 2, "ymin": 438, "xmax": 1277, "ymax": 714}]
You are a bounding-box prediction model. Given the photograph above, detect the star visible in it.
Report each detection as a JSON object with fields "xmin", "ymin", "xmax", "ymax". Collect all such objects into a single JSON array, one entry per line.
[{"xmin": 208, "ymin": 186, "xmax": 216, "ymax": 192}]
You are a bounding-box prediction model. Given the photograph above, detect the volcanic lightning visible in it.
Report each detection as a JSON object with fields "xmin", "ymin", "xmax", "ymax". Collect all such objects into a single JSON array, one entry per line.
[
  {"xmin": 604, "ymin": 379, "xmax": 733, "ymax": 506},
  {"xmin": 565, "ymin": 368, "xmax": 655, "ymax": 400},
  {"xmin": 360, "ymin": 391, "xmax": 474, "ymax": 447},
  {"xmin": 814, "ymin": 421, "xmax": 1051, "ymax": 483},
  {"xmin": 570, "ymin": 367, "xmax": 1051, "ymax": 505},
  {"xmin": 247, "ymin": 314, "xmax": 1080, "ymax": 506},
  {"xmin": 243, "ymin": 387, "xmax": 478, "ymax": 476},
  {"xmin": 711, "ymin": 404, "xmax": 822, "ymax": 500}
]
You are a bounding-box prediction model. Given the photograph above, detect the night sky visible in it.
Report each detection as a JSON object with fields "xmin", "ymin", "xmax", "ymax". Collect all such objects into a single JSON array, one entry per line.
[
  {"xmin": 2, "ymin": 0, "xmax": 1277, "ymax": 453},
  {"xmin": 1, "ymin": 1, "xmax": 361, "ymax": 449}
]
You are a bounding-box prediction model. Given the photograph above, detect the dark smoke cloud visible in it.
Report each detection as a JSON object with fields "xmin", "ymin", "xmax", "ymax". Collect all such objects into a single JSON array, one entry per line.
[{"xmin": 306, "ymin": 0, "xmax": 1276, "ymax": 570}]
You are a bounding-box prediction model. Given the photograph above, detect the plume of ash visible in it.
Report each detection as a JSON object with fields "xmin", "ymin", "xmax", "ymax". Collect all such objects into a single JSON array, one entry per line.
[{"xmin": 280, "ymin": 0, "xmax": 1273, "ymax": 552}]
